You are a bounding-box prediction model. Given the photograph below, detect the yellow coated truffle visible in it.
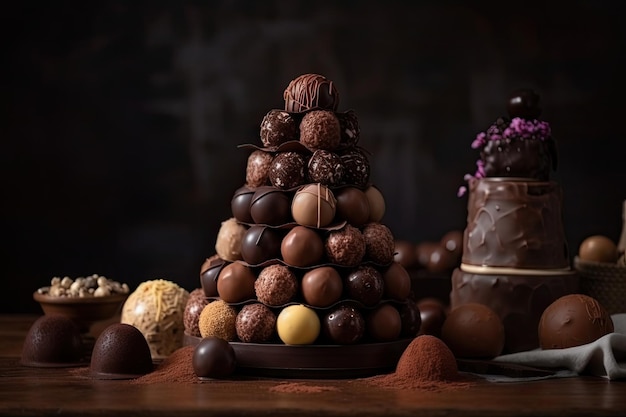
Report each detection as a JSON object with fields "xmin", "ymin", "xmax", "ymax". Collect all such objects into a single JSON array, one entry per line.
[
  {"xmin": 276, "ymin": 304, "xmax": 320, "ymax": 345},
  {"xmin": 198, "ymin": 300, "xmax": 238, "ymax": 342}
]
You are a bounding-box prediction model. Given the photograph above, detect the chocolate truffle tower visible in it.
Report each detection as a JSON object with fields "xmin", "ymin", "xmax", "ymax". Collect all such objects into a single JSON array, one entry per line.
[
  {"xmin": 197, "ymin": 74, "xmax": 419, "ymax": 348},
  {"xmin": 451, "ymin": 89, "xmax": 579, "ymax": 353}
]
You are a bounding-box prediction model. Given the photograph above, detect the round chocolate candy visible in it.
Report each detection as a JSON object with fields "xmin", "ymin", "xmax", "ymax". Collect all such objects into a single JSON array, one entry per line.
[
  {"xmin": 344, "ymin": 265, "xmax": 384, "ymax": 307},
  {"xmin": 240, "ymin": 225, "xmax": 283, "ymax": 266},
  {"xmin": 249, "ymin": 187, "xmax": 292, "ymax": 226},
  {"xmin": 231, "ymin": 186, "xmax": 255, "ymax": 224},
  {"xmin": 235, "ymin": 303, "xmax": 276, "ymax": 343},
  {"xmin": 426, "ymin": 244, "xmax": 459, "ymax": 274},
  {"xmin": 299, "ymin": 110, "xmax": 341, "ymax": 151},
  {"xmin": 255, "ymin": 264, "xmax": 298, "ymax": 306},
  {"xmin": 276, "ymin": 304, "xmax": 321, "ymax": 345},
  {"xmin": 269, "ymin": 152, "xmax": 307, "ymax": 189},
  {"xmin": 393, "ymin": 240, "xmax": 417, "ymax": 269},
  {"xmin": 417, "ymin": 298, "xmax": 447, "ymax": 337},
  {"xmin": 325, "ymin": 224, "xmax": 366, "ymax": 267},
  {"xmin": 215, "ymin": 218, "xmax": 247, "ymax": 262},
  {"xmin": 364, "ymin": 185, "xmax": 385, "ymax": 222},
  {"xmin": 199, "ymin": 255, "xmax": 228, "ymax": 298},
  {"xmin": 307, "ymin": 149, "xmax": 344, "ymax": 186},
  {"xmin": 280, "ymin": 225, "xmax": 324, "ymax": 267},
  {"xmin": 20, "ymin": 315, "xmax": 84, "ymax": 367},
  {"xmin": 89, "ymin": 323, "xmax": 153, "ymax": 379},
  {"xmin": 246, "ymin": 150, "xmax": 273, "ymax": 188},
  {"xmin": 216, "ymin": 262, "xmax": 256, "ymax": 303},
  {"xmin": 382, "ymin": 262, "xmax": 411, "ymax": 301},
  {"xmin": 337, "ymin": 109, "xmax": 360, "ymax": 147},
  {"xmin": 283, "ymin": 73, "xmax": 339, "ymax": 113},
  {"xmin": 367, "ymin": 304, "xmax": 402, "ymax": 342},
  {"xmin": 440, "ymin": 230, "xmax": 464, "ymax": 259},
  {"xmin": 334, "ymin": 187, "xmax": 370, "ymax": 227},
  {"xmin": 301, "ymin": 266, "xmax": 343, "ymax": 308},
  {"xmin": 363, "ymin": 222, "xmax": 395, "ymax": 265},
  {"xmin": 291, "ymin": 183, "xmax": 337, "ymax": 228},
  {"xmin": 184, "ymin": 288, "xmax": 209, "ymax": 337},
  {"xmin": 340, "ymin": 148, "xmax": 370, "ymax": 188},
  {"xmin": 578, "ymin": 235, "xmax": 618, "ymax": 263},
  {"xmin": 322, "ymin": 304, "xmax": 365, "ymax": 345},
  {"xmin": 399, "ymin": 298, "xmax": 422, "ymax": 338},
  {"xmin": 415, "ymin": 241, "xmax": 439, "ymax": 269},
  {"xmin": 507, "ymin": 88, "xmax": 541, "ymax": 119},
  {"xmin": 192, "ymin": 336, "xmax": 236, "ymax": 379},
  {"xmin": 260, "ymin": 109, "xmax": 298, "ymax": 147},
  {"xmin": 198, "ymin": 300, "xmax": 238, "ymax": 341},
  {"xmin": 441, "ymin": 303, "xmax": 505, "ymax": 359}
]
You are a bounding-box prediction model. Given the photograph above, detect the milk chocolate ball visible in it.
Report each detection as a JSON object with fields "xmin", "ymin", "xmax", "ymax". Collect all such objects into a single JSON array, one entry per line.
[
  {"xmin": 236, "ymin": 303, "xmax": 276, "ymax": 343},
  {"xmin": 382, "ymin": 262, "xmax": 412, "ymax": 301},
  {"xmin": 341, "ymin": 148, "xmax": 370, "ymax": 188},
  {"xmin": 344, "ymin": 265, "xmax": 384, "ymax": 307},
  {"xmin": 325, "ymin": 224, "xmax": 366, "ymax": 267},
  {"xmin": 335, "ymin": 187, "xmax": 370, "ymax": 227},
  {"xmin": 260, "ymin": 109, "xmax": 298, "ymax": 147},
  {"xmin": 231, "ymin": 186, "xmax": 255, "ymax": 224},
  {"xmin": 192, "ymin": 336, "xmax": 236, "ymax": 379},
  {"xmin": 441, "ymin": 303, "xmax": 505, "ymax": 359},
  {"xmin": 301, "ymin": 266, "xmax": 343, "ymax": 308},
  {"xmin": 217, "ymin": 262, "xmax": 256, "ymax": 303},
  {"xmin": 241, "ymin": 225, "xmax": 283, "ymax": 266},
  {"xmin": 539, "ymin": 294, "xmax": 614, "ymax": 350},
  {"xmin": 283, "ymin": 73, "xmax": 339, "ymax": 113},
  {"xmin": 269, "ymin": 152, "xmax": 307, "ymax": 189},
  {"xmin": 367, "ymin": 304, "xmax": 402, "ymax": 342},
  {"xmin": 280, "ymin": 225, "xmax": 324, "ymax": 267},
  {"xmin": 307, "ymin": 149, "xmax": 344, "ymax": 186},
  {"xmin": 255, "ymin": 264, "xmax": 298, "ymax": 306},
  {"xmin": 363, "ymin": 222, "xmax": 395, "ymax": 264},
  {"xmin": 394, "ymin": 240, "xmax": 417, "ymax": 269},
  {"xmin": 299, "ymin": 110, "xmax": 341, "ymax": 151},
  {"xmin": 507, "ymin": 88, "xmax": 541, "ymax": 119},
  {"xmin": 250, "ymin": 187, "xmax": 292, "ymax": 226},
  {"xmin": 246, "ymin": 150, "xmax": 272, "ymax": 188},
  {"xmin": 578, "ymin": 235, "xmax": 618, "ymax": 263},
  {"xmin": 426, "ymin": 244, "xmax": 459, "ymax": 273},
  {"xmin": 291, "ymin": 183, "xmax": 337, "ymax": 228},
  {"xmin": 364, "ymin": 185, "xmax": 385, "ymax": 222},
  {"xmin": 323, "ymin": 304, "xmax": 365, "ymax": 345}
]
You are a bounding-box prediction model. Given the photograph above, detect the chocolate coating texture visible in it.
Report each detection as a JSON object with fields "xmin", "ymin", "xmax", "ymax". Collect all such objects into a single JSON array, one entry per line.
[
  {"xmin": 301, "ymin": 266, "xmax": 343, "ymax": 308},
  {"xmin": 538, "ymin": 294, "xmax": 614, "ymax": 350},
  {"xmin": 291, "ymin": 183, "xmax": 336, "ymax": 228},
  {"xmin": 184, "ymin": 288, "xmax": 209, "ymax": 337},
  {"xmin": 382, "ymin": 262, "xmax": 411, "ymax": 301},
  {"xmin": 255, "ymin": 264, "xmax": 298, "ymax": 306},
  {"xmin": 340, "ymin": 148, "xmax": 370, "ymax": 187},
  {"xmin": 217, "ymin": 262, "xmax": 256, "ymax": 303},
  {"xmin": 280, "ymin": 225, "xmax": 324, "ymax": 267},
  {"xmin": 21, "ymin": 315, "xmax": 84, "ymax": 367},
  {"xmin": 323, "ymin": 304, "xmax": 365, "ymax": 345},
  {"xmin": 198, "ymin": 300, "xmax": 238, "ymax": 341},
  {"xmin": 335, "ymin": 187, "xmax": 370, "ymax": 227},
  {"xmin": 367, "ymin": 304, "xmax": 402, "ymax": 342},
  {"xmin": 241, "ymin": 225, "xmax": 283, "ymax": 266},
  {"xmin": 236, "ymin": 303, "xmax": 276, "ymax": 343},
  {"xmin": 269, "ymin": 152, "xmax": 307, "ymax": 189},
  {"xmin": 200, "ymin": 255, "xmax": 227, "ymax": 298},
  {"xmin": 249, "ymin": 187, "xmax": 292, "ymax": 226},
  {"xmin": 441, "ymin": 303, "xmax": 505, "ymax": 359},
  {"xmin": 231, "ymin": 186, "xmax": 255, "ymax": 224},
  {"xmin": 325, "ymin": 224, "xmax": 366, "ymax": 267},
  {"xmin": 363, "ymin": 222, "xmax": 395, "ymax": 264},
  {"xmin": 192, "ymin": 336, "xmax": 236, "ymax": 379},
  {"xmin": 337, "ymin": 109, "xmax": 360, "ymax": 147},
  {"xmin": 307, "ymin": 149, "xmax": 344, "ymax": 186},
  {"xmin": 89, "ymin": 323, "xmax": 153, "ymax": 379},
  {"xmin": 246, "ymin": 150, "xmax": 272, "ymax": 188},
  {"xmin": 283, "ymin": 73, "xmax": 339, "ymax": 113},
  {"xmin": 260, "ymin": 109, "xmax": 298, "ymax": 147},
  {"xmin": 344, "ymin": 265, "xmax": 384, "ymax": 307},
  {"xmin": 299, "ymin": 110, "xmax": 341, "ymax": 151}
]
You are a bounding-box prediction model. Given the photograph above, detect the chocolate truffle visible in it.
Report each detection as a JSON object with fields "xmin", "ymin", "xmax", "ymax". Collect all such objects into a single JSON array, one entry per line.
[
  {"xmin": 325, "ymin": 224, "xmax": 366, "ymax": 267},
  {"xmin": 399, "ymin": 298, "xmax": 422, "ymax": 338},
  {"xmin": 299, "ymin": 110, "xmax": 341, "ymax": 151},
  {"xmin": 215, "ymin": 218, "xmax": 247, "ymax": 262},
  {"xmin": 507, "ymin": 88, "xmax": 541, "ymax": 119},
  {"xmin": 363, "ymin": 222, "xmax": 395, "ymax": 264},
  {"xmin": 260, "ymin": 109, "xmax": 298, "ymax": 147},
  {"xmin": 184, "ymin": 288, "xmax": 209, "ymax": 337},
  {"xmin": 426, "ymin": 244, "xmax": 459, "ymax": 273},
  {"xmin": 192, "ymin": 336, "xmax": 236, "ymax": 379},
  {"xmin": 283, "ymin": 73, "xmax": 339, "ymax": 113},
  {"xmin": 382, "ymin": 262, "xmax": 412, "ymax": 301},
  {"xmin": 441, "ymin": 303, "xmax": 505, "ymax": 358},
  {"xmin": 415, "ymin": 241, "xmax": 438, "ymax": 269},
  {"xmin": 578, "ymin": 235, "xmax": 619, "ymax": 263},
  {"xmin": 337, "ymin": 109, "xmax": 360, "ymax": 147},
  {"xmin": 269, "ymin": 152, "xmax": 307, "ymax": 189},
  {"xmin": 340, "ymin": 148, "xmax": 370, "ymax": 188},
  {"xmin": 344, "ymin": 265, "xmax": 384, "ymax": 307},
  {"xmin": 246, "ymin": 150, "xmax": 273, "ymax": 188},
  {"xmin": 240, "ymin": 225, "xmax": 283, "ymax": 266},
  {"xmin": 255, "ymin": 264, "xmax": 298, "ymax": 306},
  {"xmin": 198, "ymin": 300, "xmax": 238, "ymax": 342},
  {"xmin": 538, "ymin": 294, "xmax": 614, "ymax": 350},
  {"xmin": 250, "ymin": 187, "xmax": 292, "ymax": 226},
  {"xmin": 89, "ymin": 323, "xmax": 153, "ymax": 379},
  {"xmin": 20, "ymin": 315, "xmax": 84, "ymax": 367},
  {"xmin": 323, "ymin": 304, "xmax": 365, "ymax": 345},
  {"xmin": 440, "ymin": 230, "xmax": 464, "ymax": 259},
  {"xmin": 301, "ymin": 266, "xmax": 343, "ymax": 308},
  {"xmin": 280, "ymin": 225, "xmax": 324, "ymax": 267},
  {"xmin": 200, "ymin": 255, "xmax": 228, "ymax": 298},
  {"xmin": 217, "ymin": 262, "xmax": 256, "ymax": 303},
  {"xmin": 417, "ymin": 298, "xmax": 447, "ymax": 337},
  {"xmin": 236, "ymin": 303, "xmax": 276, "ymax": 343},
  {"xmin": 231, "ymin": 186, "xmax": 255, "ymax": 224},
  {"xmin": 367, "ymin": 304, "xmax": 402, "ymax": 342},
  {"xmin": 291, "ymin": 183, "xmax": 337, "ymax": 228},
  {"xmin": 394, "ymin": 240, "xmax": 417, "ymax": 269},
  {"xmin": 364, "ymin": 185, "xmax": 385, "ymax": 222},
  {"xmin": 307, "ymin": 149, "xmax": 344, "ymax": 186},
  {"xmin": 335, "ymin": 187, "xmax": 370, "ymax": 227},
  {"xmin": 276, "ymin": 304, "xmax": 321, "ymax": 345}
]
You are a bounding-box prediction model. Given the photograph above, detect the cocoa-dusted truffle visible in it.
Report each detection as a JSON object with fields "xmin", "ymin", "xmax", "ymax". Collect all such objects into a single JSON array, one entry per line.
[
  {"xmin": 89, "ymin": 323, "xmax": 153, "ymax": 379},
  {"xmin": 340, "ymin": 148, "xmax": 370, "ymax": 187},
  {"xmin": 217, "ymin": 262, "xmax": 256, "ymax": 303},
  {"xmin": 382, "ymin": 262, "xmax": 411, "ymax": 301},
  {"xmin": 260, "ymin": 109, "xmax": 298, "ymax": 147},
  {"xmin": 299, "ymin": 110, "xmax": 341, "ymax": 151},
  {"xmin": 240, "ymin": 225, "xmax": 283, "ymax": 266},
  {"xmin": 192, "ymin": 336, "xmax": 236, "ymax": 379},
  {"xmin": 301, "ymin": 266, "xmax": 343, "ymax": 308},
  {"xmin": 20, "ymin": 315, "xmax": 84, "ymax": 367},
  {"xmin": 198, "ymin": 300, "xmax": 238, "ymax": 341},
  {"xmin": 249, "ymin": 187, "xmax": 292, "ymax": 226},
  {"xmin": 231, "ymin": 186, "xmax": 255, "ymax": 224},
  {"xmin": 367, "ymin": 304, "xmax": 402, "ymax": 342},
  {"xmin": 307, "ymin": 149, "xmax": 344, "ymax": 186},
  {"xmin": 236, "ymin": 303, "xmax": 277, "ymax": 343},
  {"xmin": 363, "ymin": 222, "xmax": 395, "ymax": 264},
  {"xmin": 215, "ymin": 218, "xmax": 247, "ymax": 262},
  {"xmin": 441, "ymin": 303, "xmax": 505, "ymax": 359},
  {"xmin": 322, "ymin": 304, "xmax": 365, "ymax": 345},
  {"xmin": 337, "ymin": 109, "xmax": 360, "ymax": 147},
  {"xmin": 344, "ymin": 265, "xmax": 384, "ymax": 307},
  {"xmin": 246, "ymin": 150, "xmax": 273, "ymax": 188},
  {"xmin": 255, "ymin": 264, "xmax": 298, "ymax": 306},
  {"xmin": 280, "ymin": 225, "xmax": 324, "ymax": 267},
  {"xmin": 335, "ymin": 186, "xmax": 370, "ymax": 227},
  {"xmin": 184, "ymin": 288, "xmax": 209, "ymax": 337},
  {"xmin": 364, "ymin": 185, "xmax": 385, "ymax": 222},
  {"xmin": 325, "ymin": 224, "xmax": 366, "ymax": 267},
  {"xmin": 291, "ymin": 183, "xmax": 337, "ymax": 228},
  {"xmin": 283, "ymin": 73, "xmax": 339, "ymax": 113},
  {"xmin": 269, "ymin": 151, "xmax": 307, "ymax": 189},
  {"xmin": 539, "ymin": 294, "xmax": 614, "ymax": 350},
  {"xmin": 200, "ymin": 255, "xmax": 228, "ymax": 298}
]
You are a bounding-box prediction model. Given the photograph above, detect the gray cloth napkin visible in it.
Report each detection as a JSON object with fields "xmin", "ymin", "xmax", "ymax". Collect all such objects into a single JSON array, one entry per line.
[{"xmin": 490, "ymin": 314, "xmax": 626, "ymax": 381}]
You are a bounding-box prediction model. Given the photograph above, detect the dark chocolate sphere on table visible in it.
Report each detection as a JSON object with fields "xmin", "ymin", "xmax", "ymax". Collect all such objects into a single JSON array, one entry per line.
[
  {"xmin": 250, "ymin": 187, "xmax": 292, "ymax": 226},
  {"xmin": 283, "ymin": 73, "xmax": 339, "ymax": 113},
  {"xmin": 322, "ymin": 304, "xmax": 365, "ymax": 345},
  {"xmin": 192, "ymin": 336, "xmax": 236, "ymax": 379},
  {"xmin": 217, "ymin": 262, "xmax": 257, "ymax": 303},
  {"xmin": 301, "ymin": 266, "xmax": 343, "ymax": 308},
  {"xmin": 269, "ymin": 152, "xmax": 307, "ymax": 189},
  {"xmin": 507, "ymin": 88, "xmax": 541, "ymax": 119},
  {"xmin": 441, "ymin": 303, "xmax": 505, "ymax": 359},
  {"xmin": 260, "ymin": 109, "xmax": 298, "ymax": 147},
  {"xmin": 89, "ymin": 323, "xmax": 153, "ymax": 379},
  {"xmin": 307, "ymin": 149, "xmax": 344, "ymax": 186},
  {"xmin": 280, "ymin": 225, "xmax": 325, "ymax": 267},
  {"xmin": 335, "ymin": 187, "xmax": 370, "ymax": 227},
  {"xmin": 344, "ymin": 265, "xmax": 384, "ymax": 307},
  {"xmin": 231, "ymin": 186, "xmax": 255, "ymax": 224},
  {"xmin": 241, "ymin": 225, "xmax": 283, "ymax": 266},
  {"xmin": 20, "ymin": 315, "xmax": 84, "ymax": 367}
]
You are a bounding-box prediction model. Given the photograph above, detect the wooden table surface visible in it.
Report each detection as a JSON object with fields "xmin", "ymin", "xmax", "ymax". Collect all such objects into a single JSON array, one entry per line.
[{"xmin": 1, "ymin": 315, "xmax": 625, "ymax": 417}]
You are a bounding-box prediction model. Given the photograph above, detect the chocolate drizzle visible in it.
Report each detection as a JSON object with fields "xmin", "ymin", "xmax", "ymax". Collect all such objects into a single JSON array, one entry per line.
[{"xmin": 284, "ymin": 74, "xmax": 339, "ymax": 113}]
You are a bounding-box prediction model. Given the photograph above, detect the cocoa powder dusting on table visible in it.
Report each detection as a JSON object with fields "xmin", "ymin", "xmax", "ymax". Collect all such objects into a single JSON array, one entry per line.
[
  {"xmin": 269, "ymin": 382, "xmax": 340, "ymax": 394},
  {"xmin": 132, "ymin": 346, "xmax": 199, "ymax": 384}
]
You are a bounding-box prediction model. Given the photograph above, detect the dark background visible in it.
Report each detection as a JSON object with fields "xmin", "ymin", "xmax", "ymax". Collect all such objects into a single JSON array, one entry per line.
[{"xmin": 3, "ymin": 1, "xmax": 625, "ymax": 314}]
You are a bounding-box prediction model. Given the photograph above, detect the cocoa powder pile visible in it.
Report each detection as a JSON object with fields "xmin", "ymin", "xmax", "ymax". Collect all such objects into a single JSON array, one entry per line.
[{"xmin": 132, "ymin": 346, "xmax": 198, "ymax": 384}]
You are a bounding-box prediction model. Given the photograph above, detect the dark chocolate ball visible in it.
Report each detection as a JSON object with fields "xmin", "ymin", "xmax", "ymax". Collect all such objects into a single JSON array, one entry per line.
[
  {"xmin": 283, "ymin": 73, "xmax": 339, "ymax": 113},
  {"xmin": 269, "ymin": 152, "xmax": 307, "ymax": 189},
  {"xmin": 246, "ymin": 150, "xmax": 272, "ymax": 188},
  {"xmin": 335, "ymin": 187, "xmax": 370, "ymax": 227},
  {"xmin": 241, "ymin": 225, "xmax": 283, "ymax": 266},
  {"xmin": 323, "ymin": 304, "xmax": 365, "ymax": 345},
  {"xmin": 441, "ymin": 303, "xmax": 505, "ymax": 359},
  {"xmin": 260, "ymin": 109, "xmax": 298, "ymax": 147},
  {"xmin": 363, "ymin": 222, "xmax": 395, "ymax": 265},
  {"xmin": 184, "ymin": 288, "xmax": 209, "ymax": 337},
  {"xmin": 382, "ymin": 262, "xmax": 411, "ymax": 301},
  {"xmin": 192, "ymin": 336, "xmax": 236, "ymax": 379},
  {"xmin": 20, "ymin": 315, "xmax": 84, "ymax": 367},
  {"xmin": 367, "ymin": 304, "xmax": 402, "ymax": 342},
  {"xmin": 250, "ymin": 187, "xmax": 292, "ymax": 226},
  {"xmin": 217, "ymin": 262, "xmax": 257, "ymax": 303},
  {"xmin": 299, "ymin": 110, "xmax": 341, "ymax": 151},
  {"xmin": 301, "ymin": 266, "xmax": 343, "ymax": 308},
  {"xmin": 340, "ymin": 148, "xmax": 370, "ymax": 187},
  {"xmin": 89, "ymin": 323, "xmax": 153, "ymax": 379},
  {"xmin": 337, "ymin": 109, "xmax": 360, "ymax": 147},
  {"xmin": 280, "ymin": 225, "xmax": 324, "ymax": 267},
  {"xmin": 255, "ymin": 264, "xmax": 298, "ymax": 306},
  {"xmin": 507, "ymin": 88, "xmax": 541, "ymax": 119},
  {"xmin": 417, "ymin": 298, "xmax": 447, "ymax": 337},
  {"xmin": 200, "ymin": 256, "xmax": 228, "ymax": 298},
  {"xmin": 394, "ymin": 240, "xmax": 417, "ymax": 269},
  {"xmin": 344, "ymin": 265, "xmax": 384, "ymax": 307},
  {"xmin": 231, "ymin": 186, "xmax": 255, "ymax": 224},
  {"xmin": 235, "ymin": 303, "xmax": 276, "ymax": 343},
  {"xmin": 325, "ymin": 224, "xmax": 366, "ymax": 267},
  {"xmin": 307, "ymin": 149, "xmax": 344, "ymax": 186},
  {"xmin": 399, "ymin": 298, "xmax": 422, "ymax": 338}
]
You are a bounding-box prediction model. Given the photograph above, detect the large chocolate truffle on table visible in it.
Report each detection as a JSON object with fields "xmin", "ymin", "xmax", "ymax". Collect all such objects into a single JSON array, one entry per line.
[
  {"xmin": 89, "ymin": 323, "xmax": 153, "ymax": 379},
  {"xmin": 538, "ymin": 294, "xmax": 614, "ymax": 350},
  {"xmin": 20, "ymin": 315, "xmax": 84, "ymax": 367},
  {"xmin": 280, "ymin": 225, "xmax": 324, "ymax": 267},
  {"xmin": 184, "ymin": 288, "xmax": 209, "ymax": 337},
  {"xmin": 250, "ymin": 187, "xmax": 292, "ymax": 226},
  {"xmin": 337, "ymin": 109, "xmax": 360, "ymax": 147},
  {"xmin": 299, "ymin": 110, "xmax": 341, "ymax": 151},
  {"xmin": 231, "ymin": 186, "xmax": 255, "ymax": 224},
  {"xmin": 200, "ymin": 255, "xmax": 227, "ymax": 298},
  {"xmin": 323, "ymin": 304, "xmax": 365, "ymax": 345},
  {"xmin": 307, "ymin": 149, "xmax": 344, "ymax": 186},
  {"xmin": 367, "ymin": 304, "xmax": 402, "ymax": 342},
  {"xmin": 441, "ymin": 303, "xmax": 505, "ymax": 359},
  {"xmin": 325, "ymin": 224, "xmax": 366, "ymax": 267},
  {"xmin": 340, "ymin": 148, "xmax": 370, "ymax": 187},
  {"xmin": 217, "ymin": 262, "xmax": 256, "ymax": 303},
  {"xmin": 241, "ymin": 225, "xmax": 283, "ymax": 266},
  {"xmin": 335, "ymin": 187, "xmax": 370, "ymax": 227},
  {"xmin": 260, "ymin": 109, "xmax": 298, "ymax": 147},
  {"xmin": 283, "ymin": 73, "xmax": 339, "ymax": 113},
  {"xmin": 246, "ymin": 150, "xmax": 273, "ymax": 188},
  {"xmin": 192, "ymin": 336, "xmax": 236, "ymax": 379},
  {"xmin": 255, "ymin": 264, "xmax": 298, "ymax": 306},
  {"xmin": 363, "ymin": 222, "xmax": 395, "ymax": 264},
  {"xmin": 291, "ymin": 183, "xmax": 337, "ymax": 228},
  {"xmin": 269, "ymin": 152, "xmax": 307, "ymax": 189},
  {"xmin": 344, "ymin": 265, "xmax": 384, "ymax": 307},
  {"xmin": 236, "ymin": 303, "xmax": 277, "ymax": 343},
  {"xmin": 301, "ymin": 266, "xmax": 343, "ymax": 308}
]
